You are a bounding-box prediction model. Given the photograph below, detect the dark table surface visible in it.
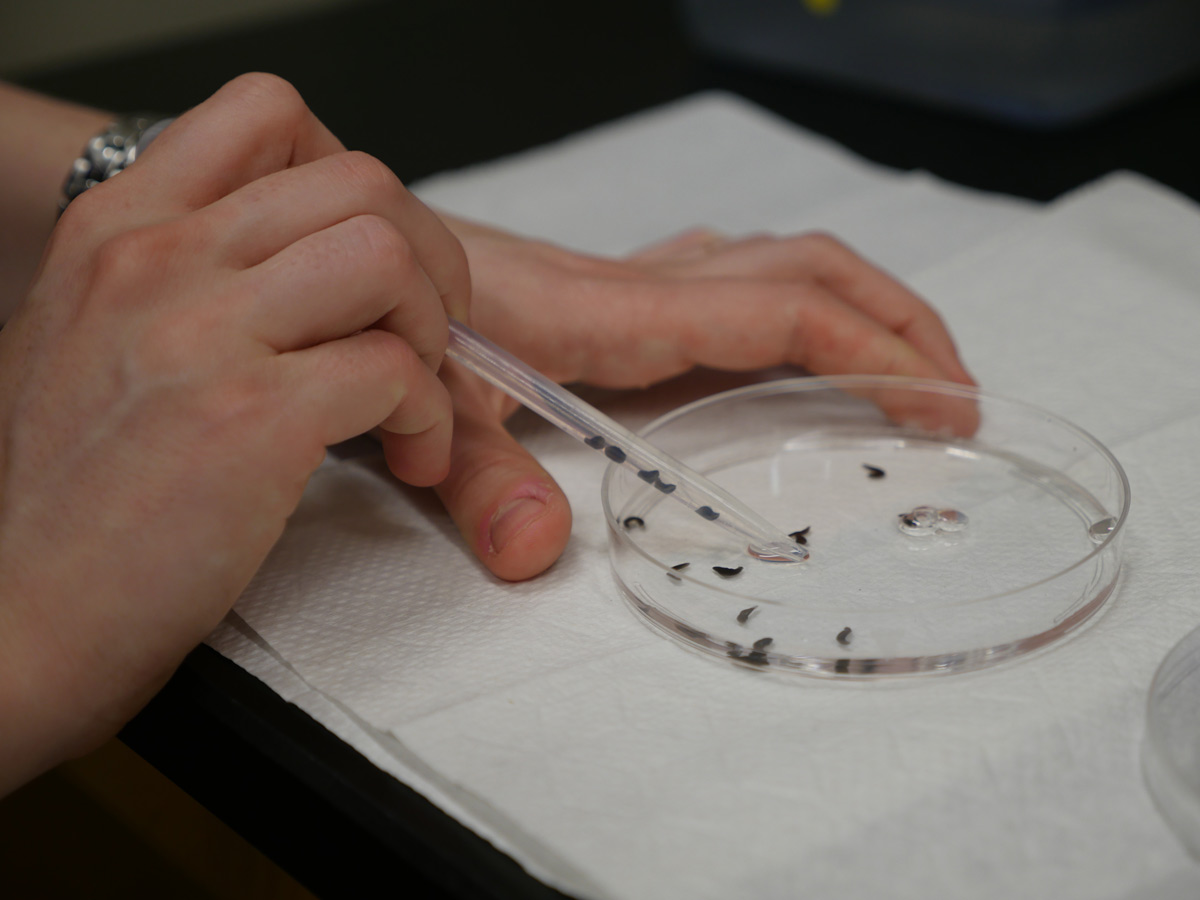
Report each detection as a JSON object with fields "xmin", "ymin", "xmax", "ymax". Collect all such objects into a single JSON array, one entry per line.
[{"xmin": 17, "ymin": 1, "xmax": 1200, "ymax": 897}]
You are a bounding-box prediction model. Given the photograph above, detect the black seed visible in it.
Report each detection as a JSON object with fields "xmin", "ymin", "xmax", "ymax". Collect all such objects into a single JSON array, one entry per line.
[
  {"xmin": 637, "ymin": 469, "xmax": 659, "ymax": 483},
  {"xmin": 654, "ymin": 480, "xmax": 677, "ymax": 494},
  {"xmin": 713, "ymin": 565, "xmax": 743, "ymax": 577},
  {"xmin": 835, "ymin": 658, "xmax": 851, "ymax": 674},
  {"xmin": 863, "ymin": 464, "xmax": 886, "ymax": 479},
  {"xmin": 753, "ymin": 637, "xmax": 774, "ymax": 650},
  {"xmin": 837, "ymin": 627, "xmax": 852, "ymax": 646},
  {"xmin": 605, "ymin": 445, "xmax": 627, "ymax": 463},
  {"xmin": 696, "ymin": 506, "xmax": 720, "ymax": 521},
  {"xmin": 736, "ymin": 606, "xmax": 758, "ymax": 624},
  {"xmin": 584, "ymin": 435, "xmax": 606, "ymax": 450},
  {"xmin": 622, "ymin": 516, "xmax": 645, "ymax": 529},
  {"xmin": 742, "ymin": 650, "xmax": 770, "ymax": 666},
  {"xmin": 671, "ymin": 562, "xmax": 690, "ymax": 571},
  {"xmin": 788, "ymin": 527, "xmax": 810, "ymax": 545}
]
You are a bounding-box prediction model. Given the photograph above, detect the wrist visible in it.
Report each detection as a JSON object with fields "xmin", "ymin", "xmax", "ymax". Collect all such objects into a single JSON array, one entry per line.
[
  {"xmin": 0, "ymin": 573, "xmax": 72, "ymax": 796},
  {"xmin": 0, "ymin": 83, "xmax": 111, "ymax": 321}
]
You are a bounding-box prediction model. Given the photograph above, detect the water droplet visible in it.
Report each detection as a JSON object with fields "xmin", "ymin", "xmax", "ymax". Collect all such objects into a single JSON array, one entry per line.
[
  {"xmin": 898, "ymin": 506, "xmax": 969, "ymax": 537},
  {"xmin": 1088, "ymin": 517, "xmax": 1117, "ymax": 543},
  {"xmin": 897, "ymin": 506, "xmax": 940, "ymax": 535},
  {"xmin": 936, "ymin": 508, "xmax": 969, "ymax": 532}
]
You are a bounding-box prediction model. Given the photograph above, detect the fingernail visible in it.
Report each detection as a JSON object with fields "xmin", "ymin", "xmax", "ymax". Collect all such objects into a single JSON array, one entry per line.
[{"xmin": 488, "ymin": 490, "xmax": 549, "ymax": 554}]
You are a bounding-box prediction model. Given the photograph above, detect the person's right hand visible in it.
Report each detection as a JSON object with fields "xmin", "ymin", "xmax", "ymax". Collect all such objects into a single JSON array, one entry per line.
[{"xmin": 0, "ymin": 73, "xmax": 469, "ymax": 793}]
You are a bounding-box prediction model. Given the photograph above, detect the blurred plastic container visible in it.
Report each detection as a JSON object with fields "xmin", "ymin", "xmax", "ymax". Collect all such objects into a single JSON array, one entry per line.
[
  {"xmin": 678, "ymin": 0, "xmax": 1200, "ymax": 125},
  {"xmin": 1144, "ymin": 623, "xmax": 1200, "ymax": 860}
]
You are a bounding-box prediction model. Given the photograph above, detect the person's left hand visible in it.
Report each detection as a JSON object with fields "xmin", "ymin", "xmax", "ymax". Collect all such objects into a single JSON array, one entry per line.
[{"xmin": 384, "ymin": 216, "xmax": 976, "ymax": 582}]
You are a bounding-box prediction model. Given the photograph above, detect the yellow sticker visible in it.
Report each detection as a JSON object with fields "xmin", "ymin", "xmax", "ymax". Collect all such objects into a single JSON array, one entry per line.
[{"xmin": 802, "ymin": 0, "xmax": 842, "ymax": 15}]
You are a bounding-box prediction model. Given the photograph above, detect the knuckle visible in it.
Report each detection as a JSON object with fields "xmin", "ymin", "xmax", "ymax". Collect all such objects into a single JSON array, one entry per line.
[
  {"xmin": 194, "ymin": 369, "xmax": 266, "ymax": 427},
  {"xmin": 223, "ymin": 72, "xmax": 304, "ymax": 116},
  {"xmin": 798, "ymin": 230, "xmax": 849, "ymax": 255},
  {"xmin": 354, "ymin": 212, "xmax": 407, "ymax": 253},
  {"xmin": 123, "ymin": 303, "xmax": 224, "ymax": 379},
  {"xmin": 213, "ymin": 73, "xmax": 312, "ymax": 143},
  {"xmin": 54, "ymin": 184, "xmax": 110, "ymax": 238},
  {"xmin": 331, "ymin": 150, "xmax": 403, "ymax": 198},
  {"xmin": 348, "ymin": 215, "xmax": 418, "ymax": 278},
  {"xmin": 88, "ymin": 226, "xmax": 178, "ymax": 296}
]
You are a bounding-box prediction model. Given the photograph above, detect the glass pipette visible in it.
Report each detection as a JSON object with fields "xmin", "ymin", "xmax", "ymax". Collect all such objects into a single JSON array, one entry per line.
[{"xmin": 446, "ymin": 320, "xmax": 807, "ymax": 563}]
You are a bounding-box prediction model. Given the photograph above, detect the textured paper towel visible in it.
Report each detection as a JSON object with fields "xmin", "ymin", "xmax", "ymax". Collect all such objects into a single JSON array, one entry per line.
[
  {"xmin": 412, "ymin": 92, "xmax": 1036, "ymax": 278},
  {"xmin": 213, "ymin": 93, "xmax": 1200, "ymax": 899}
]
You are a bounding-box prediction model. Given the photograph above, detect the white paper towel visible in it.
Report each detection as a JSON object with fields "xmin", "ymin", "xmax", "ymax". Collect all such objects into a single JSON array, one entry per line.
[
  {"xmin": 210, "ymin": 93, "xmax": 1200, "ymax": 899},
  {"xmin": 412, "ymin": 92, "xmax": 1036, "ymax": 277}
]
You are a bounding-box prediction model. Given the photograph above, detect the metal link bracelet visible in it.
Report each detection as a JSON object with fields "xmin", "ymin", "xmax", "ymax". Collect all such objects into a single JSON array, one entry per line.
[{"xmin": 59, "ymin": 114, "xmax": 174, "ymax": 214}]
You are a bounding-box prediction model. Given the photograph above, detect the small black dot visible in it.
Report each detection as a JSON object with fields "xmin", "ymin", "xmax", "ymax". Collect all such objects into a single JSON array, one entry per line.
[
  {"xmin": 713, "ymin": 565, "xmax": 743, "ymax": 577},
  {"xmin": 736, "ymin": 606, "xmax": 757, "ymax": 624},
  {"xmin": 788, "ymin": 528, "xmax": 810, "ymax": 544},
  {"xmin": 584, "ymin": 435, "xmax": 606, "ymax": 450},
  {"xmin": 837, "ymin": 627, "xmax": 853, "ymax": 646},
  {"xmin": 863, "ymin": 464, "xmax": 886, "ymax": 479},
  {"xmin": 637, "ymin": 469, "xmax": 659, "ymax": 483},
  {"xmin": 670, "ymin": 562, "xmax": 690, "ymax": 571},
  {"xmin": 696, "ymin": 506, "xmax": 720, "ymax": 521},
  {"xmin": 605, "ymin": 446, "xmax": 627, "ymax": 463},
  {"xmin": 654, "ymin": 480, "xmax": 676, "ymax": 494},
  {"xmin": 753, "ymin": 637, "xmax": 774, "ymax": 650}
]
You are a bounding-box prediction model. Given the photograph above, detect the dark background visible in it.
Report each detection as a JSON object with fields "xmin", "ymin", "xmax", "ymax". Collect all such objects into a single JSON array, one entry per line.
[
  {"xmin": 19, "ymin": 0, "xmax": 1200, "ymax": 203},
  {"xmin": 5, "ymin": 1, "xmax": 1199, "ymax": 897}
]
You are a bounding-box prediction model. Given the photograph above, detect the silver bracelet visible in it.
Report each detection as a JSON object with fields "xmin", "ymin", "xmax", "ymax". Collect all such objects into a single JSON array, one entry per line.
[{"xmin": 59, "ymin": 114, "xmax": 174, "ymax": 213}]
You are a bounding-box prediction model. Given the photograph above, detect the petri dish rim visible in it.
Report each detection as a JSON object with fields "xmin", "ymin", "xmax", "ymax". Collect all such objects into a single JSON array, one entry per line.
[
  {"xmin": 600, "ymin": 375, "xmax": 1130, "ymax": 676},
  {"xmin": 601, "ymin": 375, "xmax": 1130, "ymax": 612}
]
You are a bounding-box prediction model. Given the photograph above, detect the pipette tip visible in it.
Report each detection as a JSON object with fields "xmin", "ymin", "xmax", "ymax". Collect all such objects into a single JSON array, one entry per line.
[{"xmin": 748, "ymin": 541, "xmax": 810, "ymax": 563}]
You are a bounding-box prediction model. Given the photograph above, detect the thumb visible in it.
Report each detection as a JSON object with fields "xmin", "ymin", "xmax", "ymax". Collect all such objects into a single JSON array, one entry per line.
[{"xmin": 428, "ymin": 364, "xmax": 573, "ymax": 581}]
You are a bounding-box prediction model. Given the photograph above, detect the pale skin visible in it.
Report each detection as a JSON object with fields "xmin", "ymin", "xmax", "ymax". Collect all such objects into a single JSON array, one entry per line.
[{"xmin": 0, "ymin": 73, "xmax": 974, "ymax": 795}]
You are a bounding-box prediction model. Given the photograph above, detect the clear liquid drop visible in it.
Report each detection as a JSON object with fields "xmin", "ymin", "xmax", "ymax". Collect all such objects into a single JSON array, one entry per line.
[
  {"xmin": 1088, "ymin": 517, "xmax": 1117, "ymax": 543},
  {"xmin": 935, "ymin": 508, "xmax": 969, "ymax": 532},
  {"xmin": 898, "ymin": 506, "xmax": 969, "ymax": 537}
]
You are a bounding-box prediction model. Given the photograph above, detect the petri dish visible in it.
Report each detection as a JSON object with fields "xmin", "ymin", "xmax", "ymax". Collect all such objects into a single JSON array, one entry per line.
[
  {"xmin": 601, "ymin": 376, "xmax": 1129, "ymax": 677},
  {"xmin": 1144, "ymin": 624, "xmax": 1200, "ymax": 858}
]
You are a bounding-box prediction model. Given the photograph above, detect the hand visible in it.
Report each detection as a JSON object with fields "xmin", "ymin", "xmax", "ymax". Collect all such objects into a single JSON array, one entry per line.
[
  {"xmin": 410, "ymin": 218, "xmax": 976, "ymax": 582},
  {"xmin": 0, "ymin": 73, "xmax": 469, "ymax": 790}
]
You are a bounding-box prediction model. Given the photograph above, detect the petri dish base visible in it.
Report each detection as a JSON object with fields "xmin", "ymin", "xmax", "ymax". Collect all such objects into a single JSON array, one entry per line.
[
  {"xmin": 601, "ymin": 377, "xmax": 1129, "ymax": 678},
  {"xmin": 1144, "ymin": 624, "xmax": 1200, "ymax": 859}
]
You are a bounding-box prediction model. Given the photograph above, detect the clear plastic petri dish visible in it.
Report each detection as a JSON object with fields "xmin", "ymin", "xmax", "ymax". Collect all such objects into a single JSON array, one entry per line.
[
  {"xmin": 1144, "ymin": 625, "xmax": 1200, "ymax": 858},
  {"xmin": 601, "ymin": 376, "xmax": 1129, "ymax": 677}
]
